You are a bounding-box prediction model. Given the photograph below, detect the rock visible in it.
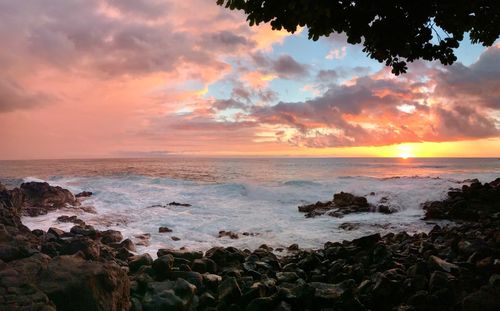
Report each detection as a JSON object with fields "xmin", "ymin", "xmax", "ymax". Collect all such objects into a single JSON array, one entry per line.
[
  {"xmin": 462, "ymin": 286, "xmax": 500, "ymax": 311},
  {"xmin": 48, "ymin": 227, "xmax": 66, "ymax": 238},
  {"xmin": 167, "ymin": 202, "xmax": 192, "ymax": 207},
  {"xmin": 36, "ymin": 254, "xmax": 130, "ymax": 311},
  {"xmin": 152, "ymin": 254, "xmax": 175, "ymax": 277},
  {"xmin": 129, "ymin": 254, "xmax": 154, "ymax": 272},
  {"xmin": 339, "ymin": 222, "xmax": 361, "ymax": 231},
  {"xmin": 134, "ymin": 233, "xmax": 151, "ymax": 246},
  {"xmin": 171, "ymin": 236, "xmax": 180, "ymax": 241},
  {"xmin": 287, "ymin": 244, "xmax": 299, "ymax": 251},
  {"xmin": 60, "ymin": 237, "xmax": 100, "ymax": 260},
  {"xmin": 352, "ymin": 233, "xmax": 381, "ymax": 248},
  {"xmin": 100, "ymin": 230, "xmax": 123, "ymax": 244},
  {"xmin": 333, "ymin": 192, "xmax": 368, "ymax": 208},
  {"xmin": 141, "ymin": 279, "xmax": 196, "ymax": 311},
  {"xmin": 70, "ymin": 225, "xmax": 97, "ymax": 238},
  {"xmin": 378, "ymin": 205, "xmax": 393, "ymax": 214},
  {"xmin": 75, "ymin": 191, "xmax": 93, "ymax": 198},
  {"xmin": 218, "ymin": 230, "xmax": 239, "ymax": 239},
  {"xmin": 119, "ymin": 238, "xmax": 136, "ymax": 252},
  {"xmin": 21, "ymin": 182, "xmax": 77, "ymax": 216},
  {"xmin": 218, "ymin": 277, "xmax": 242, "ymax": 303},
  {"xmin": 309, "ymin": 280, "xmax": 353, "ymax": 307},
  {"xmin": 164, "ymin": 271, "xmax": 203, "ymax": 288},
  {"xmin": 157, "ymin": 249, "xmax": 203, "ymax": 262},
  {"xmin": 57, "ymin": 215, "xmax": 85, "ymax": 226},
  {"xmin": 428, "ymin": 255, "xmax": 459, "ymax": 273},
  {"xmin": 159, "ymin": 226, "xmax": 172, "ymax": 233}
]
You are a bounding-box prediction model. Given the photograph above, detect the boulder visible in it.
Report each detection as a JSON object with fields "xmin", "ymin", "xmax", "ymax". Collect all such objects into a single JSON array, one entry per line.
[
  {"xmin": 100, "ymin": 230, "xmax": 123, "ymax": 244},
  {"xmin": 21, "ymin": 182, "xmax": 77, "ymax": 216},
  {"xmin": 36, "ymin": 254, "xmax": 130, "ymax": 311}
]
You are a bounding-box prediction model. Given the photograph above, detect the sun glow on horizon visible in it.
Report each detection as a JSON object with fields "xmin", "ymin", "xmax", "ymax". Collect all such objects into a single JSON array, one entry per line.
[{"xmin": 397, "ymin": 144, "xmax": 414, "ymax": 159}]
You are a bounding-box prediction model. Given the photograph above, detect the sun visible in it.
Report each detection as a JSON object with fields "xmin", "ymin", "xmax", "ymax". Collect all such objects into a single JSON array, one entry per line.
[{"xmin": 397, "ymin": 145, "xmax": 414, "ymax": 159}]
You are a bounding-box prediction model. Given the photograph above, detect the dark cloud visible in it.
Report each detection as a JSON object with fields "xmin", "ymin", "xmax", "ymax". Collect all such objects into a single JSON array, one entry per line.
[
  {"xmin": 434, "ymin": 45, "xmax": 500, "ymax": 110},
  {"xmin": 106, "ymin": 0, "xmax": 169, "ymax": 19},
  {"xmin": 0, "ymin": 78, "xmax": 51, "ymax": 113},
  {"xmin": 250, "ymin": 53, "xmax": 309, "ymax": 79}
]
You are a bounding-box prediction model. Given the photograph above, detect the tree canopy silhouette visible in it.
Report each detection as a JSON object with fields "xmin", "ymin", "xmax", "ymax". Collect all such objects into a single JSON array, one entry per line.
[{"xmin": 217, "ymin": 0, "xmax": 500, "ymax": 74}]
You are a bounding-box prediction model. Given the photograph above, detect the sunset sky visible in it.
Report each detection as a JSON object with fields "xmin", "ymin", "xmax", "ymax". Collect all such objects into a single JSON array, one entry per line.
[{"xmin": 0, "ymin": 0, "xmax": 499, "ymax": 160}]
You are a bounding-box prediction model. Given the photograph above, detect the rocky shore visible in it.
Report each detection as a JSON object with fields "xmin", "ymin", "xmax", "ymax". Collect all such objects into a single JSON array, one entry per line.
[{"xmin": 1, "ymin": 179, "xmax": 499, "ymax": 310}]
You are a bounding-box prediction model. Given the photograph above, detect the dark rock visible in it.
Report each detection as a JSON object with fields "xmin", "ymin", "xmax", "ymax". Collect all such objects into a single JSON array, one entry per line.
[
  {"xmin": 157, "ymin": 249, "xmax": 203, "ymax": 261},
  {"xmin": 462, "ymin": 286, "xmax": 500, "ymax": 311},
  {"xmin": 158, "ymin": 226, "xmax": 172, "ymax": 233},
  {"xmin": 171, "ymin": 236, "xmax": 180, "ymax": 241},
  {"xmin": 428, "ymin": 255, "xmax": 459, "ymax": 273},
  {"xmin": 218, "ymin": 230, "xmax": 239, "ymax": 239},
  {"xmin": 129, "ymin": 254, "xmax": 154, "ymax": 272},
  {"xmin": 167, "ymin": 202, "xmax": 192, "ymax": 207},
  {"xmin": 333, "ymin": 192, "xmax": 369, "ymax": 208},
  {"xmin": 21, "ymin": 182, "xmax": 77, "ymax": 216},
  {"xmin": 75, "ymin": 191, "xmax": 93, "ymax": 198},
  {"xmin": 70, "ymin": 225, "xmax": 97, "ymax": 238},
  {"xmin": 57, "ymin": 215, "xmax": 85, "ymax": 225},
  {"xmin": 152, "ymin": 254, "xmax": 175, "ymax": 277},
  {"xmin": 100, "ymin": 229, "xmax": 123, "ymax": 244},
  {"xmin": 48, "ymin": 227, "xmax": 66, "ymax": 238},
  {"xmin": 218, "ymin": 277, "xmax": 242, "ymax": 303},
  {"xmin": 339, "ymin": 222, "xmax": 361, "ymax": 231},
  {"xmin": 37, "ymin": 254, "xmax": 130, "ymax": 311},
  {"xmin": 287, "ymin": 244, "xmax": 299, "ymax": 251},
  {"xmin": 119, "ymin": 238, "xmax": 136, "ymax": 252}
]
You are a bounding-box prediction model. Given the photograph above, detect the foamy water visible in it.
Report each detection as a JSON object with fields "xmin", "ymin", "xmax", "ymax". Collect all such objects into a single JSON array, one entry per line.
[{"xmin": 1, "ymin": 158, "xmax": 498, "ymax": 255}]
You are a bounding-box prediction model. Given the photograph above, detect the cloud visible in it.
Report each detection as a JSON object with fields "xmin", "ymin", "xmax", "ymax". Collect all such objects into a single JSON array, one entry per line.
[
  {"xmin": 325, "ymin": 46, "xmax": 347, "ymax": 60},
  {"xmin": 0, "ymin": 78, "xmax": 51, "ymax": 113},
  {"xmin": 251, "ymin": 53, "xmax": 309, "ymax": 79}
]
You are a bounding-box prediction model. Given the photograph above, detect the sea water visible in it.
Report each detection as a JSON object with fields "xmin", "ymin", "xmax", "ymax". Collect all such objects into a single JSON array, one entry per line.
[{"xmin": 1, "ymin": 157, "xmax": 498, "ymax": 255}]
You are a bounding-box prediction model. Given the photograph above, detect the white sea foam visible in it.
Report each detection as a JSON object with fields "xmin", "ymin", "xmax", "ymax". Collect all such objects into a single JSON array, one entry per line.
[{"xmin": 20, "ymin": 172, "xmax": 497, "ymax": 256}]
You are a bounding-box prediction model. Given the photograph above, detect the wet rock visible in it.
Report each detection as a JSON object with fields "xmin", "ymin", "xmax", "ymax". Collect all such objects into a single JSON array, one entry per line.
[
  {"xmin": 119, "ymin": 238, "xmax": 136, "ymax": 252},
  {"xmin": 462, "ymin": 285, "xmax": 500, "ymax": 311},
  {"xmin": 134, "ymin": 233, "xmax": 151, "ymax": 246},
  {"xmin": 287, "ymin": 244, "xmax": 299, "ymax": 251},
  {"xmin": 339, "ymin": 222, "xmax": 361, "ymax": 231},
  {"xmin": 100, "ymin": 229, "xmax": 123, "ymax": 244},
  {"xmin": 218, "ymin": 230, "xmax": 239, "ymax": 239},
  {"xmin": 158, "ymin": 226, "xmax": 172, "ymax": 233},
  {"xmin": 167, "ymin": 202, "xmax": 192, "ymax": 207},
  {"xmin": 333, "ymin": 192, "xmax": 369, "ymax": 208},
  {"xmin": 171, "ymin": 236, "xmax": 180, "ymax": 241},
  {"xmin": 21, "ymin": 182, "xmax": 77, "ymax": 216},
  {"xmin": 57, "ymin": 215, "xmax": 85, "ymax": 225},
  {"xmin": 70, "ymin": 225, "xmax": 97, "ymax": 238},
  {"xmin": 75, "ymin": 191, "xmax": 93, "ymax": 198}
]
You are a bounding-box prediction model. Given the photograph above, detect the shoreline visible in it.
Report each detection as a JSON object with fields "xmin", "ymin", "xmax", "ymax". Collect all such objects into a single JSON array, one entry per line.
[{"xmin": 1, "ymin": 178, "xmax": 499, "ymax": 310}]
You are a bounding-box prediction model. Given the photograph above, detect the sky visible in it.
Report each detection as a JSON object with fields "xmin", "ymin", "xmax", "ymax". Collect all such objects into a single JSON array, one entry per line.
[{"xmin": 0, "ymin": 0, "xmax": 499, "ymax": 160}]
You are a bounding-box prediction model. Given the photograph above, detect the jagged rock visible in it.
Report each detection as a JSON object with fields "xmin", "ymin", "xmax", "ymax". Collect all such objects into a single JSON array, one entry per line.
[
  {"xmin": 21, "ymin": 182, "xmax": 77, "ymax": 216},
  {"xmin": 36, "ymin": 254, "xmax": 130, "ymax": 311}
]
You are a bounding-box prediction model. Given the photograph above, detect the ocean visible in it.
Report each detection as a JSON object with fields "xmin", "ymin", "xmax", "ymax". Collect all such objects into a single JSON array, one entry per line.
[{"xmin": 1, "ymin": 157, "xmax": 499, "ymax": 255}]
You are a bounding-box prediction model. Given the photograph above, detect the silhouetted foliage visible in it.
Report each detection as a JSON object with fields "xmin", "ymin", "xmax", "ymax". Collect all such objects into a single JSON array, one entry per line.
[{"xmin": 217, "ymin": 0, "xmax": 500, "ymax": 74}]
